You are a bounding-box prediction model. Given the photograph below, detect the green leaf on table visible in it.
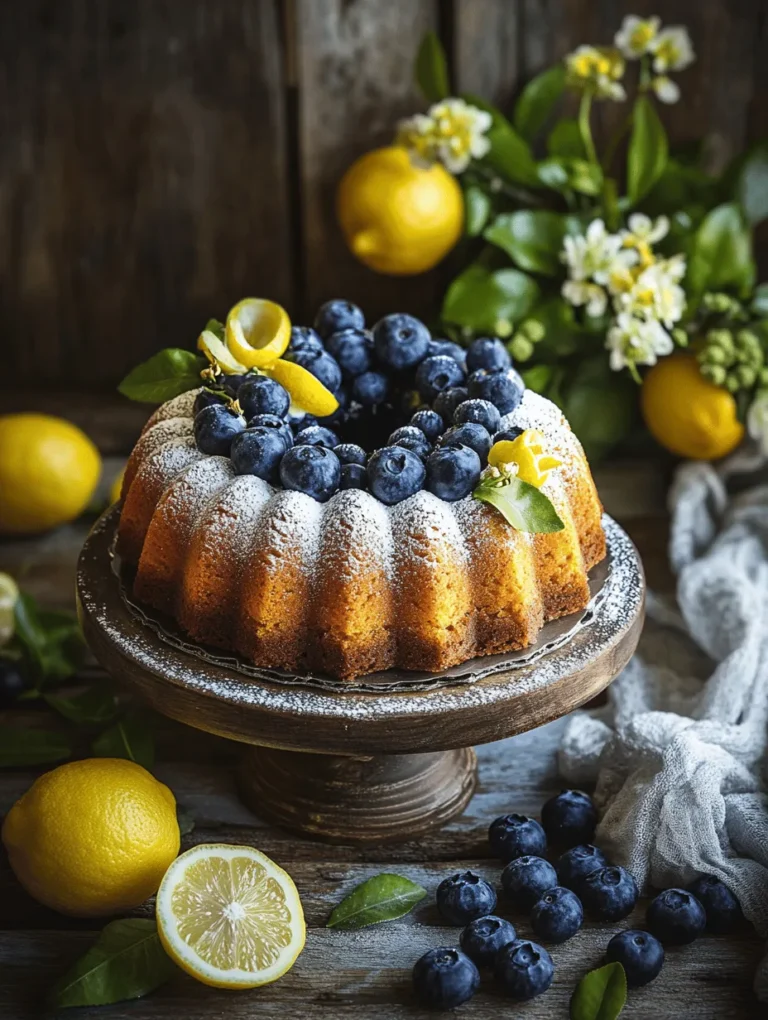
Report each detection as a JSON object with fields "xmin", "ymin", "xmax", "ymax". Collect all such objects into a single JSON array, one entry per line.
[
  {"xmin": 548, "ymin": 118, "xmax": 587, "ymax": 159},
  {"xmin": 176, "ymin": 805, "xmax": 196, "ymax": 837},
  {"xmin": 731, "ymin": 141, "xmax": 768, "ymax": 226},
  {"xmin": 45, "ymin": 685, "xmax": 118, "ymax": 726},
  {"xmin": 327, "ymin": 874, "xmax": 427, "ymax": 930},
  {"xmin": 627, "ymin": 95, "xmax": 668, "ymax": 204},
  {"xmin": 118, "ymin": 349, "xmax": 205, "ymax": 403},
  {"xmin": 414, "ymin": 31, "xmax": 449, "ymax": 103},
  {"xmin": 484, "ymin": 210, "xmax": 566, "ymax": 276},
  {"xmin": 442, "ymin": 264, "xmax": 540, "ymax": 334},
  {"xmin": 570, "ymin": 962, "xmax": 627, "ymax": 1020},
  {"xmin": 513, "ymin": 64, "xmax": 566, "ymax": 141},
  {"xmin": 687, "ymin": 202, "xmax": 755, "ymax": 297},
  {"xmin": 13, "ymin": 595, "xmax": 83, "ymax": 687},
  {"xmin": 0, "ymin": 726, "xmax": 73, "ymax": 767},
  {"xmin": 464, "ymin": 184, "xmax": 492, "ymax": 236},
  {"xmin": 49, "ymin": 918, "xmax": 176, "ymax": 1009},
  {"xmin": 92, "ymin": 713, "xmax": 155, "ymax": 770},
  {"xmin": 538, "ymin": 158, "xmax": 603, "ymax": 196},
  {"xmin": 464, "ymin": 94, "xmax": 539, "ymax": 187},
  {"xmin": 474, "ymin": 476, "xmax": 564, "ymax": 533}
]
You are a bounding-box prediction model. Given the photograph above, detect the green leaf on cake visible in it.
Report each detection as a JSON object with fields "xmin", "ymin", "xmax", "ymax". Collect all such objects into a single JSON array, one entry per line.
[
  {"xmin": 414, "ymin": 31, "xmax": 450, "ymax": 103},
  {"xmin": 474, "ymin": 476, "xmax": 564, "ymax": 533},
  {"xmin": 327, "ymin": 873, "xmax": 427, "ymax": 930},
  {"xmin": 570, "ymin": 962, "xmax": 627, "ymax": 1020},
  {"xmin": 118, "ymin": 349, "xmax": 205, "ymax": 403},
  {"xmin": 48, "ymin": 918, "xmax": 176, "ymax": 1008}
]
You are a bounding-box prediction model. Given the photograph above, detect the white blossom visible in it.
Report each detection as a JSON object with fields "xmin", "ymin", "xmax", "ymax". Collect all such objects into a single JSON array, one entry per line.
[
  {"xmin": 565, "ymin": 46, "xmax": 627, "ymax": 101},
  {"xmin": 747, "ymin": 391, "xmax": 768, "ymax": 456},
  {"xmin": 606, "ymin": 313, "xmax": 674, "ymax": 371},
  {"xmin": 652, "ymin": 75, "xmax": 681, "ymax": 104},
  {"xmin": 650, "ymin": 26, "xmax": 695, "ymax": 73},
  {"xmin": 562, "ymin": 280, "xmax": 609, "ymax": 318},
  {"xmin": 622, "ymin": 213, "xmax": 670, "ymax": 246},
  {"xmin": 562, "ymin": 219, "xmax": 628, "ymax": 284},
  {"xmin": 614, "ymin": 15, "xmax": 660, "ymax": 59},
  {"xmin": 396, "ymin": 98, "xmax": 492, "ymax": 174}
]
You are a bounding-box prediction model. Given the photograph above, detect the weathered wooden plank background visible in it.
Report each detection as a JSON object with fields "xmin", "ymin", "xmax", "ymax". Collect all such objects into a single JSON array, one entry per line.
[{"xmin": 2, "ymin": 0, "xmax": 767, "ymax": 395}]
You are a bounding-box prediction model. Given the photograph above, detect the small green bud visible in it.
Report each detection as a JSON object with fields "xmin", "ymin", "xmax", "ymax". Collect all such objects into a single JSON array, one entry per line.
[
  {"xmin": 700, "ymin": 346, "xmax": 727, "ymax": 365},
  {"xmin": 519, "ymin": 319, "xmax": 546, "ymax": 343},
  {"xmin": 508, "ymin": 335, "xmax": 535, "ymax": 361},
  {"xmin": 706, "ymin": 328, "xmax": 733, "ymax": 347},
  {"xmin": 494, "ymin": 318, "xmax": 513, "ymax": 338},
  {"xmin": 735, "ymin": 328, "xmax": 760, "ymax": 350},
  {"xmin": 672, "ymin": 327, "xmax": 688, "ymax": 347},
  {"xmin": 725, "ymin": 372, "xmax": 742, "ymax": 393},
  {"xmin": 735, "ymin": 364, "xmax": 757, "ymax": 387},
  {"xmin": 702, "ymin": 292, "xmax": 733, "ymax": 313},
  {"xmin": 759, "ymin": 367, "xmax": 768, "ymax": 387},
  {"xmin": 700, "ymin": 363, "xmax": 727, "ymax": 386}
]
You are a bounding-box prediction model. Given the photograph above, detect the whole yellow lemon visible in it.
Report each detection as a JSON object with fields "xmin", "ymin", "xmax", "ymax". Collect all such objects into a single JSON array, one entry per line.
[
  {"xmin": 641, "ymin": 353, "xmax": 745, "ymax": 460},
  {"xmin": 337, "ymin": 146, "xmax": 463, "ymax": 275},
  {"xmin": 2, "ymin": 758, "xmax": 180, "ymax": 917},
  {"xmin": 0, "ymin": 414, "xmax": 101, "ymax": 535}
]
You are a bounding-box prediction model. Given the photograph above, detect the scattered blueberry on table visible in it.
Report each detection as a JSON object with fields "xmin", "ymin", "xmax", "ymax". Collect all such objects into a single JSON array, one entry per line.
[
  {"xmin": 580, "ymin": 865, "xmax": 639, "ymax": 922},
  {"xmin": 530, "ymin": 885, "xmax": 584, "ymax": 943},
  {"xmin": 412, "ymin": 948, "xmax": 480, "ymax": 1009},
  {"xmin": 459, "ymin": 915, "xmax": 517, "ymax": 968},
  {"xmin": 501, "ymin": 855, "xmax": 558, "ymax": 910},
  {"xmin": 556, "ymin": 842, "xmax": 607, "ymax": 891},
  {"xmin": 436, "ymin": 871, "xmax": 498, "ymax": 926},
  {"xmin": 688, "ymin": 875, "xmax": 741, "ymax": 934},
  {"xmin": 647, "ymin": 888, "xmax": 707, "ymax": 944},
  {"xmin": 606, "ymin": 929, "xmax": 665, "ymax": 987},
  {"xmin": 489, "ymin": 813, "xmax": 548, "ymax": 864},
  {"xmin": 541, "ymin": 789, "xmax": 598, "ymax": 848},
  {"xmin": 495, "ymin": 939, "xmax": 555, "ymax": 999}
]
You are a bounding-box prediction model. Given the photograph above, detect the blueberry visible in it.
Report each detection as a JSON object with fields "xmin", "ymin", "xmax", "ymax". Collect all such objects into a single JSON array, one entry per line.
[
  {"xmin": 367, "ymin": 446, "xmax": 425, "ymax": 505},
  {"xmin": 556, "ymin": 844, "xmax": 607, "ymax": 891},
  {"xmin": 531, "ymin": 886, "xmax": 583, "ymax": 943},
  {"xmin": 466, "ymin": 337, "xmax": 512, "ymax": 373},
  {"xmin": 372, "ymin": 313, "xmax": 430, "ymax": 370},
  {"xmin": 495, "ymin": 940, "xmax": 554, "ymax": 1000},
  {"xmin": 193, "ymin": 386, "xmax": 235, "ymax": 416},
  {"xmin": 493, "ymin": 427, "xmax": 524, "ymax": 444},
  {"xmin": 314, "ymin": 299, "xmax": 365, "ymax": 339},
  {"xmin": 688, "ymin": 876, "xmax": 741, "ymax": 934},
  {"xmin": 427, "ymin": 338, "xmax": 467, "ymax": 368},
  {"xmin": 288, "ymin": 412, "xmax": 318, "ymax": 434},
  {"xmin": 230, "ymin": 427, "xmax": 286, "ymax": 482},
  {"xmin": 415, "ymin": 355, "xmax": 465, "ymax": 402},
  {"xmin": 433, "ymin": 386, "xmax": 469, "ymax": 422},
  {"xmin": 453, "ymin": 399, "xmax": 501, "ymax": 434},
  {"xmin": 340, "ymin": 463, "xmax": 367, "ymax": 490},
  {"xmin": 194, "ymin": 404, "xmax": 246, "ymax": 456},
  {"xmin": 436, "ymin": 871, "xmax": 498, "ymax": 926},
  {"xmin": 325, "ymin": 327, "xmax": 373, "ymax": 377},
  {"xmin": 247, "ymin": 413, "xmax": 294, "ymax": 450},
  {"xmin": 352, "ymin": 370, "xmax": 389, "ymax": 406},
  {"xmin": 581, "ymin": 866, "xmax": 638, "ymax": 922},
  {"xmin": 541, "ymin": 790, "xmax": 597, "ymax": 849},
  {"xmin": 289, "ymin": 325, "xmax": 324, "ymax": 354},
  {"xmin": 0, "ymin": 661, "xmax": 28, "ymax": 708},
  {"xmin": 388, "ymin": 426, "xmax": 431, "ymax": 461},
  {"xmin": 333, "ymin": 443, "xmax": 366, "ymax": 466},
  {"xmin": 501, "ymin": 856, "xmax": 558, "ymax": 910},
  {"xmin": 238, "ymin": 377, "xmax": 291, "ymax": 419},
  {"xmin": 460, "ymin": 915, "xmax": 517, "ymax": 968},
  {"xmin": 489, "ymin": 814, "xmax": 547, "ymax": 864},
  {"xmin": 409, "ymin": 409, "xmax": 444, "ymax": 442},
  {"xmin": 468, "ymin": 368, "xmax": 525, "ymax": 414},
  {"xmin": 294, "ymin": 425, "xmax": 339, "ymax": 449},
  {"xmin": 412, "ymin": 947, "xmax": 479, "ymax": 1009},
  {"xmin": 647, "ymin": 888, "xmax": 706, "ymax": 944},
  {"xmin": 285, "ymin": 348, "xmax": 343, "ymax": 394},
  {"xmin": 606, "ymin": 929, "xmax": 664, "ymax": 987},
  {"xmin": 439, "ymin": 423, "xmax": 492, "ymax": 464},
  {"xmin": 279, "ymin": 445, "xmax": 341, "ymax": 502},
  {"xmin": 425, "ymin": 445, "xmax": 481, "ymax": 502}
]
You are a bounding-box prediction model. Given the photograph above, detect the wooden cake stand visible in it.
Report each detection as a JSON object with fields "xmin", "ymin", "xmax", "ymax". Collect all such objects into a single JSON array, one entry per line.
[{"xmin": 77, "ymin": 508, "xmax": 644, "ymax": 845}]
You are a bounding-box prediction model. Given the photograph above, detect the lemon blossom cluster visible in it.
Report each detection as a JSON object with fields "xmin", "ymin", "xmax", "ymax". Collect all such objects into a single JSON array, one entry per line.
[
  {"xmin": 614, "ymin": 15, "xmax": 695, "ymax": 104},
  {"xmin": 561, "ymin": 215, "xmax": 687, "ymax": 376},
  {"xmin": 564, "ymin": 46, "xmax": 626, "ymax": 101},
  {"xmin": 396, "ymin": 98, "xmax": 492, "ymax": 174}
]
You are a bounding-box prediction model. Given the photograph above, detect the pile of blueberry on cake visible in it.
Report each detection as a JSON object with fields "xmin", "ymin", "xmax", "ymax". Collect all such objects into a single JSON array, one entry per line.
[{"xmin": 193, "ymin": 299, "xmax": 529, "ymax": 504}]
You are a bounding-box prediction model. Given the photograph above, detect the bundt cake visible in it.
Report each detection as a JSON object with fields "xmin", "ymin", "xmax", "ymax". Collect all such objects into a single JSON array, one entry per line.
[{"xmin": 116, "ymin": 300, "xmax": 606, "ymax": 680}]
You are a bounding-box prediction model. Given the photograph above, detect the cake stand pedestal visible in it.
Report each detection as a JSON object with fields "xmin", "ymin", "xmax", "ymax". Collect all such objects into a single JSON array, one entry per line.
[{"xmin": 76, "ymin": 508, "xmax": 644, "ymax": 846}]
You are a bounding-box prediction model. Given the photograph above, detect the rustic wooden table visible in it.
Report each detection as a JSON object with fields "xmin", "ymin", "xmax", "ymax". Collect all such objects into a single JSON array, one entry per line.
[{"xmin": 0, "ymin": 508, "xmax": 763, "ymax": 1019}]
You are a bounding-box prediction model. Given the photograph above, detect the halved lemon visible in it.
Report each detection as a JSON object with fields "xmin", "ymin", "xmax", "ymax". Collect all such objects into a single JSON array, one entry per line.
[
  {"xmin": 197, "ymin": 330, "xmax": 249, "ymax": 376},
  {"xmin": 156, "ymin": 844, "xmax": 305, "ymax": 989},
  {"xmin": 225, "ymin": 299, "xmax": 291, "ymax": 369},
  {"xmin": 488, "ymin": 429, "xmax": 561, "ymax": 488},
  {"xmin": 266, "ymin": 359, "xmax": 339, "ymax": 418},
  {"xmin": 0, "ymin": 572, "xmax": 19, "ymax": 646}
]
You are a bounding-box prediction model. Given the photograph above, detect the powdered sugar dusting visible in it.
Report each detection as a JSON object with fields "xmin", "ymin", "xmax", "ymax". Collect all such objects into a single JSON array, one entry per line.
[
  {"xmin": 502, "ymin": 389, "xmax": 586, "ymax": 483},
  {"xmin": 144, "ymin": 389, "xmax": 199, "ymax": 432},
  {"xmin": 390, "ymin": 490, "xmax": 469, "ymax": 573},
  {"xmin": 130, "ymin": 437, "xmax": 205, "ymax": 502},
  {"xmin": 316, "ymin": 489, "xmax": 395, "ymax": 581},
  {"xmin": 248, "ymin": 489, "xmax": 324, "ymax": 579}
]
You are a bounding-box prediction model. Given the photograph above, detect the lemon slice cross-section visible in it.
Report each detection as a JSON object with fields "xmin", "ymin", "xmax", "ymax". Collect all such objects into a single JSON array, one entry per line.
[
  {"xmin": 156, "ymin": 844, "xmax": 305, "ymax": 989},
  {"xmin": 226, "ymin": 299, "xmax": 291, "ymax": 369},
  {"xmin": 0, "ymin": 572, "xmax": 19, "ymax": 647}
]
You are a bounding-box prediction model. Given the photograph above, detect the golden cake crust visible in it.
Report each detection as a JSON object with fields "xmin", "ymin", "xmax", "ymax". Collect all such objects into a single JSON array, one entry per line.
[{"xmin": 116, "ymin": 389, "xmax": 606, "ymax": 680}]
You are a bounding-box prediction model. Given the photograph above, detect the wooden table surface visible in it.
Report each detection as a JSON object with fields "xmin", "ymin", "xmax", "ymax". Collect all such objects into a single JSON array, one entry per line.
[{"xmin": 0, "ymin": 506, "xmax": 763, "ymax": 1019}]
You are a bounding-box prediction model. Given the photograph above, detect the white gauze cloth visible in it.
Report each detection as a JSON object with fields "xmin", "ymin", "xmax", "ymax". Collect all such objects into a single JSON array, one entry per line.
[{"xmin": 558, "ymin": 448, "xmax": 768, "ymax": 999}]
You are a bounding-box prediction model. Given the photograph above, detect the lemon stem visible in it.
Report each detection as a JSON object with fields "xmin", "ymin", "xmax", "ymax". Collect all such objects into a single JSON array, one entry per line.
[{"xmin": 578, "ymin": 91, "xmax": 598, "ymax": 166}]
